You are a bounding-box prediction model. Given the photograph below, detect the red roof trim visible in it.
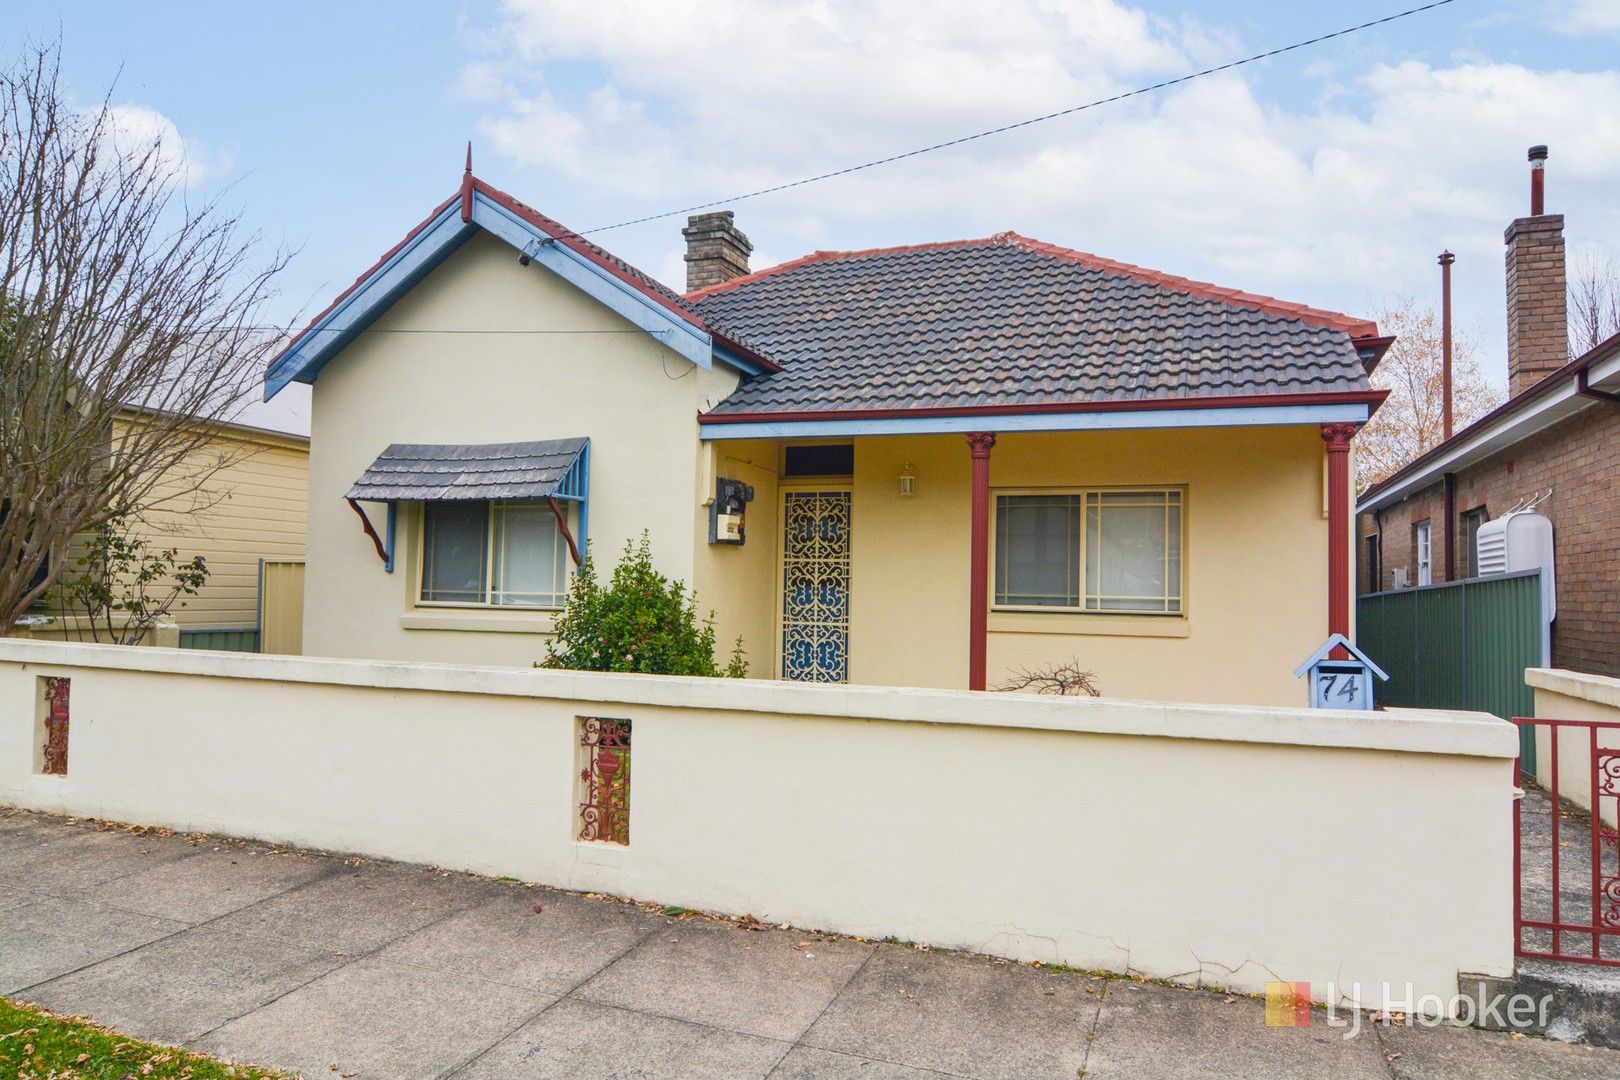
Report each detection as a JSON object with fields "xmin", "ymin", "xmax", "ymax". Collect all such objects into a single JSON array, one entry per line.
[
  {"xmin": 472, "ymin": 180, "xmax": 781, "ymax": 372},
  {"xmin": 685, "ymin": 231, "xmax": 1380, "ymax": 341},
  {"xmin": 683, "ymin": 237, "xmax": 996, "ymax": 301},
  {"xmin": 267, "ymin": 179, "xmax": 781, "ymax": 377},
  {"xmin": 698, "ymin": 389, "xmax": 1390, "ymax": 425},
  {"xmin": 473, "ymin": 181, "xmax": 701, "ymax": 329},
  {"xmin": 1004, "ymin": 233, "xmax": 1381, "ymax": 339},
  {"xmin": 269, "ymin": 193, "xmax": 460, "ymax": 371}
]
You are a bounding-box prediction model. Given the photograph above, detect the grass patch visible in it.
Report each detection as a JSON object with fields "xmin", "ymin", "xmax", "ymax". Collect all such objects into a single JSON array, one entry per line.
[{"xmin": 0, "ymin": 997, "xmax": 292, "ymax": 1078}]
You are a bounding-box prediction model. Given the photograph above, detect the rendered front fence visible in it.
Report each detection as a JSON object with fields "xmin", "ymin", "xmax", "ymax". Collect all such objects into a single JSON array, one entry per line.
[{"xmin": 0, "ymin": 639, "xmax": 1517, "ymax": 1005}]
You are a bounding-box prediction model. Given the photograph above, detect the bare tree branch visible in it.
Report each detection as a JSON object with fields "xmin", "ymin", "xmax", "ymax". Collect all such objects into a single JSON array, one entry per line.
[
  {"xmin": 995, "ymin": 661, "xmax": 1101, "ymax": 697},
  {"xmin": 1568, "ymin": 251, "xmax": 1620, "ymax": 359},
  {"xmin": 0, "ymin": 41, "xmax": 292, "ymax": 630},
  {"xmin": 1355, "ymin": 295, "xmax": 1502, "ymax": 493}
]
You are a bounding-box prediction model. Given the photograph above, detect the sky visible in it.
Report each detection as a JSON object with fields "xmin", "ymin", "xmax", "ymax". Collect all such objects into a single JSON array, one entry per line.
[{"xmin": 12, "ymin": 0, "xmax": 1620, "ymax": 431}]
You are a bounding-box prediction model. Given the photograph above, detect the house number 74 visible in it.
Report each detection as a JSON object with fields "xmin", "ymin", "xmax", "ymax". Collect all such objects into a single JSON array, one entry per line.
[{"xmin": 1318, "ymin": 673, "xmax": 1363, "ymax": 703}]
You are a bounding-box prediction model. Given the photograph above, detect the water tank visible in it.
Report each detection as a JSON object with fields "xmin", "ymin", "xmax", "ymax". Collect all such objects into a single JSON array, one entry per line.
[{"xmin": 1475, "ymin": 510, "xmax": 1556, "ymax": 621}]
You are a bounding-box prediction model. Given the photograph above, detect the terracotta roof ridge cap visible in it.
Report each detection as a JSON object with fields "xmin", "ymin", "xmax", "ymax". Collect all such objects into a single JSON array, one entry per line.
[
  {"xmin": 1003, "ymin": 233, "xmax": 1378, "ymax": 338},
  {"xmin": 684, "ymin": 234, "xmax": 1008, "ymax": 300}
]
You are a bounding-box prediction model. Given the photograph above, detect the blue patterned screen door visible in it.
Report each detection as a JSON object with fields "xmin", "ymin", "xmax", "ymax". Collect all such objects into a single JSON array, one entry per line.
[{"xmin": 781, "ymin": 490, "xmax": 852, "ymax": 682}]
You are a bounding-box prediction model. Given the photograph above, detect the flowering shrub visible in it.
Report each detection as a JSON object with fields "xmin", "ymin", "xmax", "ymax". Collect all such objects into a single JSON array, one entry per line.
[{"xmin": 543, "ymin": 533, "xmax": 747, "ymax": 678}]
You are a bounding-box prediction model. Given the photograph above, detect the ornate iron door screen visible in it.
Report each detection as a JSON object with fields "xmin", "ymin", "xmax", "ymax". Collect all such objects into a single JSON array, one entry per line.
[{"xmin": 781, "ymin": 490, "xmax": 851, "ymax": 682}]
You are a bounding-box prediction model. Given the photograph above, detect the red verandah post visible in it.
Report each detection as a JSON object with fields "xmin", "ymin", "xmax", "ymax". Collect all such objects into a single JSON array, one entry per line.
[
  {"xmin": 966, "ymin": 431, "xmax": 996, "ymax": 691},
  {"xmin": 1320, "ymin": 423, "xmax": 1357, "ymax": 641}
]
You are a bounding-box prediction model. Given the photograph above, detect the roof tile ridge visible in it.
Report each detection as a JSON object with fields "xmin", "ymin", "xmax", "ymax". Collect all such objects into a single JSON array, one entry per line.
[
  {"xmin": 1002, "ymin": 234, "xmax": 1378, "ymax": 338},
  {"xmin": 684, "ymin": 235, "xmax": 1007, "ymax": 301}
]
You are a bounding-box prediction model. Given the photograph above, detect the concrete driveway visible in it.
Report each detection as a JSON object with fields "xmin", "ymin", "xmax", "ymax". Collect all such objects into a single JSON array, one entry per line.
[{"xmin": 0, "ymin": 805, "xmax": 1615, "ymax": 1080}]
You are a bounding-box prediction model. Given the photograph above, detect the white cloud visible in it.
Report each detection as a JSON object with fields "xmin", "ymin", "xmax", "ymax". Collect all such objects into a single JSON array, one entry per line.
[
  {"xmin": 1561, "ymin": 1, "xmax": 1620, "ymax": 33},
  {"xmin": 465, "ymin": 1, "xmax": 1620, "ymax": 384},
  {"xmin": 101, "ymin": 103, "xmax": 233, "ymax": 187}
]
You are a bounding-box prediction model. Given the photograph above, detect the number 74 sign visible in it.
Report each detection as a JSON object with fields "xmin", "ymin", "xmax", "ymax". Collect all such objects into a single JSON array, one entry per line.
[{"xmin": 1292, "ymin": 634, "xmax": 1390, "ymax": 711}]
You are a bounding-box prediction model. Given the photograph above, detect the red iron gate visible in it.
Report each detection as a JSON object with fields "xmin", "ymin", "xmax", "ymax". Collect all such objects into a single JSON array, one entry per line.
[{"xmin": 1513, "ymin": 716, "xmax": 1620, "ymax": 967}]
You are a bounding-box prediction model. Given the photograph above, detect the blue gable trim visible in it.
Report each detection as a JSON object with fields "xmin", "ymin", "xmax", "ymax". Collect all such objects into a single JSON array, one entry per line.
[
  {"xmin": 469, "ymin": 193, "xmax": 712, "ymax": 370},
  {"xmin": 698, "ymin": 402, "xmax": 1373, "ymax": 440},
  {"xmin": 266, "ymin": 201, "xmax": 474, "ymax": 400},
  {"xmin": 265, "ymin": 193, "xmax": 727, "ymax": 401},
  {"xmin": 711, "ymin": 341, "xmax": 771, "ymax": 378}
]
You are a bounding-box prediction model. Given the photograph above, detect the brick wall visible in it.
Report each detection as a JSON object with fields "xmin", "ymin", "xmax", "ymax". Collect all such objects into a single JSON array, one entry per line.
[
  {"xmin": 1357, "ymin": 402, "xmax": 1620, "ymax": 677},
  {"xmin": 1505, "ymin": 214, "xmax": 1569, "ymax": 396},
  {"xmin": 682, "ymin": 211, "xmax": 753, "ymax": 292}
]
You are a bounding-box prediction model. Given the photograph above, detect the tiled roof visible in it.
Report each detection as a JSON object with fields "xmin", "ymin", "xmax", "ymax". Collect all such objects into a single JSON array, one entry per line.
[
  {"xmin": 691, "ymin": 233, "xmax": 1378, "ymax": 417},
  {"xmin": 346, "ymin": 438, "xmax": 587, "ymax": 502}
]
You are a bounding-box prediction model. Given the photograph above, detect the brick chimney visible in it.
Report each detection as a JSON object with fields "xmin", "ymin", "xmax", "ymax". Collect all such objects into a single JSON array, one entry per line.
[
  {"xmin": 1504, "ymin": 145, "xmax": 1568, "ymax": 396},
  {"xmin": 682, "ymin": 211, "xmax": 752, "ymax": 293}
]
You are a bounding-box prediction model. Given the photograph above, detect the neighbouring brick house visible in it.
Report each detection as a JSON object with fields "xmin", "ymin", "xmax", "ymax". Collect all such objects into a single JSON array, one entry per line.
[{"xmin": 1356, "ymin": 148, "xmax": 1620, "ymax": 677}]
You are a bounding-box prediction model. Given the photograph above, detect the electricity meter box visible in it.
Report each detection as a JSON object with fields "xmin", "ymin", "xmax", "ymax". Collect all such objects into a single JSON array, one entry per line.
[{"xmin": 709, "ymin": 477, "xmax": 755, "ymax": 545}]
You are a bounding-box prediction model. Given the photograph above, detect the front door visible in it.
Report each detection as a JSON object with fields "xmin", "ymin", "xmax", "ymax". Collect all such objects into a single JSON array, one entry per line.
[{"xmin": 780, "ymin": 489, "xmax": 852, "ymax": 682}]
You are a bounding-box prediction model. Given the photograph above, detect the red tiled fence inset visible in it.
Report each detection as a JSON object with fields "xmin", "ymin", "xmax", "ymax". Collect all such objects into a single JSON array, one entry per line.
[
  {"xmin": 578, "ymin": 717, "xmax": 630, "ymax": 845},
  {"xmin": 41, "ymin": 676, "xmax": 70, "ymax": 775}
]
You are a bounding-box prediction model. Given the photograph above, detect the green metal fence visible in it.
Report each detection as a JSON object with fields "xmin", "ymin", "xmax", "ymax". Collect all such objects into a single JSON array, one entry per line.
[
  {"xmin": 1356, "ymin": 570, "xmax": 1547, "ymax": 768},
  {"xmin": 177, "ymin": 627, "xmax": 261, "ymax": 653}
]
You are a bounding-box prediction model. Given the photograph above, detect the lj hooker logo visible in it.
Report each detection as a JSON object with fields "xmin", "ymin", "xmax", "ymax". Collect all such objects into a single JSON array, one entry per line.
[{"xmin": 1265, "ymin": 982, "xmax": 1313, "ymax": 1027}]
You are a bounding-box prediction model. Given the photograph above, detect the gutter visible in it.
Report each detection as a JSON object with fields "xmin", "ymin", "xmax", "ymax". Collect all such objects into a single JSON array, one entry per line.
[
  {"xmin": 1576, "ymin": 367, "xmax": 1620, "ymax": 406},
  {"xmin": 699, "ymin": 389, "xmax": 1390, "ymax": 426},
  {"xmin": 1358, "ymin": 331, "xmax": 1620, "ymax": 513}
]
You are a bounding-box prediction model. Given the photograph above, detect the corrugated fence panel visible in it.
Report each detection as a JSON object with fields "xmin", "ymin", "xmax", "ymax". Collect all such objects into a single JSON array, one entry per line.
[
  {"xmin": 178, "ymin": 628, "xmax": 261, "ymax": 653},
  {"xmin": 259, "ymin": 560, "xmax": 305, "ymax": 656},
  {"xmin": 1358, "ymin": 590, "xmax": 1419, "ymax": 708},
  {"xmin": 1463, "ymin": 573, "xmax": 1542, "ymax": 726},
  {"xmin": 1417, "ymin": 584, "xmax": 1469, "ymax": 712},
  {"xmin": 1356, "ymin": 570, "xmax": 1545, "ymax": 769}
]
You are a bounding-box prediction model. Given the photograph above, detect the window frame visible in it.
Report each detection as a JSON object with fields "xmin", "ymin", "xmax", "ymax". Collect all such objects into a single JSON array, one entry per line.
[
  {"xmin": 416, "ymin": 499, "xmax": 572, "ymax": 611},
  {"xmin": 1461, "ymin": 506, "xmax": 1488, "ymax": 579},
  {"xmin": 990, "ymin": 485, "xmax": 1188, "ymax": 617},
  {"xmin": 1414, "ymin": 519, "xmax": 1433, "ymax": 587}
]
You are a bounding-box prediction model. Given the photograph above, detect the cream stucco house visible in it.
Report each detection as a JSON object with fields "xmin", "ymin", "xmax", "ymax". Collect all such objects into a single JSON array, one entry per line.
[{"xmin": 265, "ymin": 169, "xmax": 1390, "ymax": 706}]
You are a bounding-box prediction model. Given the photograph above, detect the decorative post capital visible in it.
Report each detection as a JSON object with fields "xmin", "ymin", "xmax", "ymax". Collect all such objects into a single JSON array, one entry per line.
[
  {"xmin": 1320, "ymin": 422, "xmax": 1358, "ymax": 453},
  {"xmin": 966, "ymin": 431, "xmax": 997, "ymax": 459}
]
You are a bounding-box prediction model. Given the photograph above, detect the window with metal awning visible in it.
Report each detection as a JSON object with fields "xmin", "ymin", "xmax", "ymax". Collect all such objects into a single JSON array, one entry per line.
[{"xmin": 343, "ymin": 439, "xmax": 590, "ymax": 596}]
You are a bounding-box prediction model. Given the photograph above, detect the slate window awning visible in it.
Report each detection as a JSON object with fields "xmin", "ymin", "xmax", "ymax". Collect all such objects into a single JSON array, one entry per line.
[{"xmin": 345, "ymin": 438, "xmax": 590, "ymax": 570}]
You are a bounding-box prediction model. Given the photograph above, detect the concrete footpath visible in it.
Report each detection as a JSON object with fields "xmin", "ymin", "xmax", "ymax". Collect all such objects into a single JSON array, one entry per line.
[{"xmin": 0, "ymin": 806, "xmax": 1615, "ymax": 1080}]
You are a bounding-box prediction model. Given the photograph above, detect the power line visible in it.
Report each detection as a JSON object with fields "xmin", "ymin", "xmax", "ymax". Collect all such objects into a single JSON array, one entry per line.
[{"xmin": 580, "ymin": 0, "xmax": 1461, "ymax": 237}]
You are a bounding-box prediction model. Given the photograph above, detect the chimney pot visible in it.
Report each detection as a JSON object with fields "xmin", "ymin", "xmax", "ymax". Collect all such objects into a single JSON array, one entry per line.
[
  {"xmin": 682, "ymin": 211, "xmax": 752, "ymax": 293},
  {"xmin": 1505, "ymin": 145, "xmax": 1567, "ymax": 396},
  {"xmin": 1529, "ymin": 145, "xmax": 1548, "ymax": 216}
]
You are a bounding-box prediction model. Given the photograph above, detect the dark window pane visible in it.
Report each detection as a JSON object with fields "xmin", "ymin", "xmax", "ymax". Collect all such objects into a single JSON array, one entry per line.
[
  {"xmin": 784, "ymin": 444, "xmax": 854, "ymax": 477},
  {"xmin": 1462, "ymin": 508, "xmax": 1488, "ymax": 578},
  {"xmin": 995, "ymin": 495, "xmax": 1080, "ymax": 607},
  {"xmin": 422, "ymin": 502, "xmax": 488, "ymax": 603}
]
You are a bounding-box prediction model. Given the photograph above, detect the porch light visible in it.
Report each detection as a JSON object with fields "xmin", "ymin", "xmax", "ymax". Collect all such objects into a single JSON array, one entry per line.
[{"xmin": 898, "ymin": 463, "xmax": 916, "ymax": 496}]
